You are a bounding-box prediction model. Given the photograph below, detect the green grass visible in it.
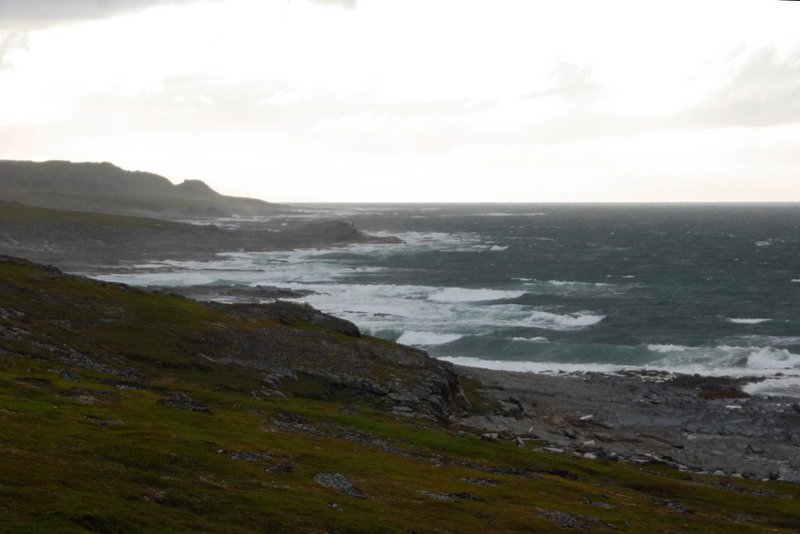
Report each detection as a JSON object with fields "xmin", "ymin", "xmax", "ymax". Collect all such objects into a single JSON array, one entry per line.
[
  {"xmin": 0, "ymin": 199, "xmax": 191, "ymax": 229},
  {"xmin": 1, "ymin": 258, "xmax": 800, "ymax": 532}
]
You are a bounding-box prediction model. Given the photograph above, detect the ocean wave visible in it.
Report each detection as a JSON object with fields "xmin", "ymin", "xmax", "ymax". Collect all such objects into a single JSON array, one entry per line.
[
  {"xmin": 648, "ymin": 344, "xmax": 800, "ymax": 373},
  {"xmin": 647, "ymin": 344, "xmax": 690, "ymax": 353},
  {"xmin": 543, "ymin": 280, "xmax": 611, "ymax": 287},
  {"xmin": 427, "ymin": 287, "xmax": 526, "ymax": 303},
  {"xmin": 521, "ymin": 279, "xmax": 623, "ymax": 295},
  {"xmin": 370, "ymin": 230, "xmax": 482, "ymax": 250},
  {"xmin": 440, "ymin": 356, "xmax": 800, "ymax": 398},
  {"xmin": 397, "ymin": 331, "xmax": 463, "ymax": 346},
  {"xmin": 475, "ymin": 212, "xmax": 546, "ymax": 217},
  {"xmin": 726, "ymin": 317, "xmax": 771, "ymax": 324},
  {"xmin": 490, "ymin": 245, "xmax": 509, "ymax": 251},
  {"xmin": 525, "ymin": 310, "xmax": 605, "ymax": 330},
  {"xmin": 736, "ymin": 335, "xmax": 800, "ymax": 347},
  {"xmin": 512, "ymin": 336, "xmax": 549, "ymax": 343},
  {"xmin": 438, "ymin": 356, "xmax": 628, "ymax": 374},
  {"xmin": 742, "ymin": 375, "xmax": 800, "ymax": 398}
]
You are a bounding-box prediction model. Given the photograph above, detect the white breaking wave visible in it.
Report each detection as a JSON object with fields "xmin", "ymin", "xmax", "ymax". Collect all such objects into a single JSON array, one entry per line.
[
  {"xmin": 647, "ymin": 344, "xmax": 800, "ymax": 373},
  {"xmin": 490, "ymin": 245, "xmax": 509, "ymax": 251},
  {"xmin": 727, "ymin": 317, "xmax": 771, "ymax": 324},
  {"xmin": 545, "ymin": 280, "xmax": 611, "ymax": 287},
  {"xmin": 521, "ymin": 279, "xmax": 624, "ymax": 296},
  {"xmin": 427, "ymin": 287, "xmax": 526, "ymax": 303},
  {"xmin": 526, "ymin": 310, "xmax": 605, "ymax": 330},
  {"xmin": 647, "ymin": 344, "xmax": 690, "ymax": 353},
  {"xmin": 397, "ymin": 331, "xmax": 463, "ymax": 346},
  {"xmin": 439, "ymin": 356, "xmax": 630, "ymax": 375},
  {"xmin": 440, "ymin": 352, "xmax": 800, "ymax": 398},
  {"xmin": 512, "ymin": 336, "xmax": 549, "ymax": 343},
  {"xmin": 742, "ymin": 376, "xmax": 800, "ymax": 398},
  {"xmin": 476, "ymin": 212, "xmax": 546, "ymax": 217}
]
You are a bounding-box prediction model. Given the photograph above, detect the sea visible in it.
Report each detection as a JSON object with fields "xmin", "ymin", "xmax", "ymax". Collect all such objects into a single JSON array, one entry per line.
[{"xmin": 94, "ymin": 204, "xmax": 800, "ymax": 398}]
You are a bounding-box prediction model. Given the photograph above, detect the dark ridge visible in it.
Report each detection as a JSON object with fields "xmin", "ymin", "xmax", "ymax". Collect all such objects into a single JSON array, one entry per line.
[{"xmin": 0, "ymin": 159, "xmax": 288, "ymax": 218}]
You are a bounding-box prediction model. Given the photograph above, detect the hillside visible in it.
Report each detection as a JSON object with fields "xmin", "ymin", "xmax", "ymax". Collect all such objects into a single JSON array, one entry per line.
[
  {"xmin": 1, "ymin": 256, "xmax": 799, "ymax": 532},
  {"xmin": 0, "ymin": 200, "xmax": 399, "ymax": 268},
  {"xmin": 0, "ymin": 160, "xmax": 284, "ymax": 218}
]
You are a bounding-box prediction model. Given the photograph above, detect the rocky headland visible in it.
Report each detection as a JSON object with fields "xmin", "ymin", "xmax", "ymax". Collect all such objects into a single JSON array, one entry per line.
[
  {"xmin": 0, "ymin": 160, "xmax": 285, "ymax": 218},
  {"xmin": 0, "ymin": 200, "xmax": 400, "ymax": 269}
]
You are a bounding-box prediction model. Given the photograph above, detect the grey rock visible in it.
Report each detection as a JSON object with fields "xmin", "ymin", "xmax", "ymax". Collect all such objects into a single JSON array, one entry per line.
[
  {"xmin": 313, "ymin": 472, "xmax": 366, "ymax": 498},
  {"xmin": 265, "ymin": 463, "xmax": 294, "ymax": 474},
  {"xmin": 539, "ymin": 509, "xmax": 593, "ymax": 530},
  {"xmin": 157, "ymin": 392, "xmax": 212, "ymax": 414}
]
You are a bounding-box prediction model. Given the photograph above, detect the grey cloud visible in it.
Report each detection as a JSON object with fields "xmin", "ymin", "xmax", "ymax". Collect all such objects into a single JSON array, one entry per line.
[
  {"xmin": 0, "ymin": 0, "xmax": 211, "ymax": 28},
  {"xmin": 677, "ymin": 47, "xmax": 800, "ymax": 128}
]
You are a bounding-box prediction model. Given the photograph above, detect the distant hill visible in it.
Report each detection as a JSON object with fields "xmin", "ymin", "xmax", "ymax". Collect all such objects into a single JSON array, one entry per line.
[
  {"xmin": 0, "ymin": 160, "xmax": 286, "ymax": 218},
  {"xmin": 0, "ymin": 200, "xmax": 399, "ymax": 268}
]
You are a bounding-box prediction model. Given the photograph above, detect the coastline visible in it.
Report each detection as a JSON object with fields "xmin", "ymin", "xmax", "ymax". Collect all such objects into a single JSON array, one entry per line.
[{"xmin": 456, "ymin": 365, "xmax": 800, "ymax": 482}]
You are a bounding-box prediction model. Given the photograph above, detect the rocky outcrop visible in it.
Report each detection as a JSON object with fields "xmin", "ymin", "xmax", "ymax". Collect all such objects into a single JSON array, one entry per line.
[
  {"xmin": 216, "ymin": 300, "xmax": 362, "ymax": 337},
  {"xmin": 457, "ymin": 367, "xmax": 800, "ymax": 483}
]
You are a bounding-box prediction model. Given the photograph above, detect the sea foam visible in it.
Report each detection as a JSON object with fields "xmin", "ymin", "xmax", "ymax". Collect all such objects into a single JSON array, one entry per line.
[
  {"xmin": 397, "ymin": 331, "xmax": 463, "ymax": 346},
  {"xmin": 526, "ymin": 310, "xmax": 605, "ymax": 330},
  {"xmin": 427, "ymin": 287, "xmax": 526, "ymax": 303}
]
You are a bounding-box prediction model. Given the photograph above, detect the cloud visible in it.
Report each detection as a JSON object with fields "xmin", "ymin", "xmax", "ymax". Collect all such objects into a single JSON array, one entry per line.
[
  {"xmin": 525, "ymin": 61, "xmax": 604, "ymax": 106},
  {"xmin": 0, "ymin": 31, "xmax": 28, "ymax": 69},
  {"xmin": 0, "ymin": 0, "xmax": 211, "ymax": 28},
  {"xmin": 306, "ymin": 0, "xmax": 357, "ymax": 9},
  {"xmin": 677, "ymin": 47, "xmax": 800, "ymax": 128}
]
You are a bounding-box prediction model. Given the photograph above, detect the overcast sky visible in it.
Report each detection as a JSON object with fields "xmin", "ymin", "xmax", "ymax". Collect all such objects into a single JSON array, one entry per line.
[{"xmin": 1, "ymin": 0, "xmax": 799, "ymax": 202}]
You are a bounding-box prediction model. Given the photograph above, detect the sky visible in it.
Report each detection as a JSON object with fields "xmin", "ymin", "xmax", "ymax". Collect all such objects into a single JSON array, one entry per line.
[{"xmin": 0, "ymin": 0, "xmax": 799, "ymax": 202}]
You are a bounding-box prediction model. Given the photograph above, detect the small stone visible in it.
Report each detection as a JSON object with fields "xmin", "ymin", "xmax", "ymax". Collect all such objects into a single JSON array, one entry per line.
[
  {"xmin": 266, "ymin": 463, "xmax": 294, "ymax": 474},
  {"xmin": 314, "ymin": 472, "xmax": 365, "ymax": 498},
  {"xmin": 746, "ymin": 444, "xmax": 765, "ymax": 454},
  {"xmin": 539, "ymin": 510, "xmax": 592, "ymax": 530}
]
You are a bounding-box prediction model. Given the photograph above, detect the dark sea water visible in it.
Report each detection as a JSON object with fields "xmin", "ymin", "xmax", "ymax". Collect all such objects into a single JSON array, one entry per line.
[{"xmin": 96, "ymin": 204, "xmax": 800, "ymax": 397}]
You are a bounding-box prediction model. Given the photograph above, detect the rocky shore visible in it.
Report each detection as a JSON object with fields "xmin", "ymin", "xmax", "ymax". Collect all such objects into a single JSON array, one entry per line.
[{"xmin": 457, "ymin": 366, "xmax": 800, "ymax": 483}]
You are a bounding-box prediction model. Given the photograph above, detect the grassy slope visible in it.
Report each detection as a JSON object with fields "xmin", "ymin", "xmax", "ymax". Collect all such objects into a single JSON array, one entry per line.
[
  {"xmin": 1, "ymin": 260, "xmax": 799, "ymax": 532},
  {"xmin": 0, "ymin": 200, "xmax": 194, "ymax": 229}
]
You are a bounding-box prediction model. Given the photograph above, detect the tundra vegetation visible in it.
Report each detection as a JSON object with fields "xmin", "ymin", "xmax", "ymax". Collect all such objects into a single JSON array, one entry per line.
[{"xmin": 1, "ymin": 257, "xmax": 799, "ymax": 532}]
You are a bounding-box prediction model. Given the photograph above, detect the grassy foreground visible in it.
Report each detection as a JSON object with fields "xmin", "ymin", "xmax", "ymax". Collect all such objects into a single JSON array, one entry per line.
[{"xmin": 1, "ymin": 258, "xmax": 799, "ymax": 532}]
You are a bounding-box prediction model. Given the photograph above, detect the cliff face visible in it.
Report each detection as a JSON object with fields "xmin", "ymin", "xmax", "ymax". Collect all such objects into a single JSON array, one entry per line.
[{"xmin": 0, "ymin": 160, "xmax": 284, "ymax": 217}]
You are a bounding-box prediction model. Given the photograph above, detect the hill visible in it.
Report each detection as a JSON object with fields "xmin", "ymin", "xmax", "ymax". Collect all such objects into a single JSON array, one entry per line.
[
  {"xmin": 1, "ymin": 255, "xmax": 799, "ymax": 531},
  {"xmin": 0, "ymin": 200, "xmax": 399, "ymax": 268},
  {"xmin": 0, "ymin": 160, "xmax": 284, "ymax": 218}
]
